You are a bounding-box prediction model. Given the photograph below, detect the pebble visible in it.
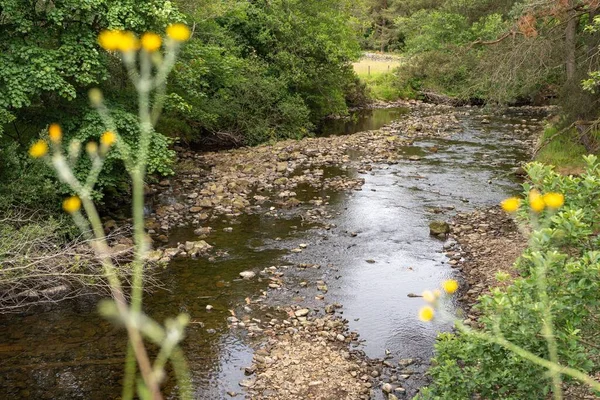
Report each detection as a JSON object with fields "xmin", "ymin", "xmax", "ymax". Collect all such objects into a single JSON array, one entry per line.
[{"xmin": 295, "ymin": 309, "xmax": 310, "ymax": 317}]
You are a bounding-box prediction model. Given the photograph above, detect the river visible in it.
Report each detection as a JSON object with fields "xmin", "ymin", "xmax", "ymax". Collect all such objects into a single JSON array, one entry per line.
[{"xmin": 0, "ymin": 105, "xmax": 544, "ymax": 399}]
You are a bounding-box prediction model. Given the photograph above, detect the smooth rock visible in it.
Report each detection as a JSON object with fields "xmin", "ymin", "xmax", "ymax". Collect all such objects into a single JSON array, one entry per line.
[{"xmin": 239, "ymin": 271, "xmax": 256, "ymax": 280}]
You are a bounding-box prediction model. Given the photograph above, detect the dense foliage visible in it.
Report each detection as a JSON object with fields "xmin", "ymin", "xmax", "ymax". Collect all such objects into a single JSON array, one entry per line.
[
  {"xmin": 164, "ymin": 0, "xmax": 362, "ymax": 146},
  {"xmin": 0, "ymin": 0, "xmax": 181, "ymax": 209},
  {"xmin": 0, "ymin": 0, "xmax": 364, "ymax": 211},
  {"xmin": 417, "ymin": 157, "xmax": 600, "ymax": 399},
  {"xmin": 363, "ymin": 1, "xmax": 600, "ymax": 112}
]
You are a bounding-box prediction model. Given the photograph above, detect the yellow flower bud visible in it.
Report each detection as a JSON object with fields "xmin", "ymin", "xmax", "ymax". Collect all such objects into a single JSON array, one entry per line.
[
  {"xmin": 100, "ymin": 131, "xmax": 117, "ymax": 147},
  {"xmin": 500, "ymin": 197, "xmax": 520, "ymax": 213},
  {"xmin": 529, "ymin": 190, "xmax": 545, "ymax": 213},
  {"xmin": 49, "ymin": 124, "xmax": 62, "ymax": 143},
  {"xmin": 418, "ymin": 306, "xmax": 435, "ymax": 322},
  {"xmin": 166, "ymin": 23, "xmax": 191, "ymax": 42},
  {"xmin": 422, "ymin": 290, "xmax": 436, "ymax": 303},
  {"xmin": 542, "ymin": 192, "xmax": 564, "ymax": 209},
  {"xmin": 141, "ymin": 32, "xmax": 162, "ymax": 52},
  {"xmin": 62, "ymin": 196, "xmax": 82, "ymax": 214},
  {"xmin": 88, "ymin": 88, "xmax": 104, "ymax": 106},
  {"xmin": 86, "ymin": 142, "xmax": 98, "ymax": 155},
  {"xmin": 442, "ymin": 279, "xmax": 459, "ymax": 294},
  {"xmin": 29, "ymin": 140, "xmax": 48, "ymax": 158}
]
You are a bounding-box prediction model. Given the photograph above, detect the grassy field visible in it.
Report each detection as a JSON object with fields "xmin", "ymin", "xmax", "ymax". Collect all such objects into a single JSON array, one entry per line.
[{"xmin": 352, "ymin": 58, "xmax": 402, "ymax": 77}]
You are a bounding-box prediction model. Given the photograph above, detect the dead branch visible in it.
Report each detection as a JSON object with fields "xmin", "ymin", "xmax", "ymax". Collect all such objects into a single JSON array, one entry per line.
[
  {"xmin": 469, "ymin": 31, "xmax": 523, "ymax": 50},
  {"xmin": 0, "ymin": 220, "xmax": 163, "ymax": 314}
]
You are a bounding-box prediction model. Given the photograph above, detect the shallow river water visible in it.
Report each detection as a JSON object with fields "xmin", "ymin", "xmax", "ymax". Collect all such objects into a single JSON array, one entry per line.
[{"xmin": 0, "ymin": 107, "xmax": 543, "ymax": 399}]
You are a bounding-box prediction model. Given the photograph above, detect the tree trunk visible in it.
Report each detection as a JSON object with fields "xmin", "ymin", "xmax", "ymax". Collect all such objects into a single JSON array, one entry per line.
[{"xmin": 565, "ymin": 14, "xmax": 577, "ymax": 82}]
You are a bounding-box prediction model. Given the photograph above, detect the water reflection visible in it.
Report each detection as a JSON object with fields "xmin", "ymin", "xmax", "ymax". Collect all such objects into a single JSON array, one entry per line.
[{"xmin": 318, "ymin": 107, "xmax": 410, "ymax": 137}]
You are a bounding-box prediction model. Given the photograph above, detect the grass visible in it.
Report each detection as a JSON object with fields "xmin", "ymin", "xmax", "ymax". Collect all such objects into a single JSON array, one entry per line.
[
  {"xmin": 352, "ymin": 55, "xmax": 416, "ymax": 101},
  {"xmin": 352, "ymin": 58, "xmax": 402, "ymax": 78},
  {"xmin": 359, "ymin": 73, "xmax": 416, "ymax": 101},
  {"xmin": 535, "ymin": 126, "xmax": 588, "ymax": 175}
]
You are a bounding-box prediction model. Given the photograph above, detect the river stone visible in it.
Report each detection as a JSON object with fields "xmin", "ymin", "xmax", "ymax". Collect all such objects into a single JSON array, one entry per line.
[
  {"xmin": 295, "ymin": 309, "xmax": 310, "ymax": 317},
  {"xmin": 239, "ymin": 378, "xmax": 256, "ymax": 388},
  {"xmin": 239, "ymin": 271, "xmax": 256, "ymax": 280},
  {"xmin": 382, "ymin": 383, "xmax": 393, "ymax": 393},
  {"xmin": 277, "ymin": 162, "xmax": 288, "ymax": 172},
  {"xmin": 185, "ymin": 240, "xmax": 213, "ymax": 257},
  {"xmin": 398, "ymin": 358, "xmax": 415, "ymax": 367},
  {"xmin": 194, "ymin": 227, "xmax": 212, "ymax": 235},
  {"xmin": 429, "ymin": 220, "xmax": 450, "ymax": 235},
  {"xmin": 144, "ymin": 250, "xmax": 164, "ymax": 263}
]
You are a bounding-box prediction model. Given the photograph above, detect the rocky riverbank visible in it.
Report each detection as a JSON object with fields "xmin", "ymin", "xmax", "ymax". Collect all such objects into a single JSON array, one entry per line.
[
  {"xmin": 446, "ymin": 207, "xmax": 526, "ymax": 320},
  {"xmin": 137, "ymin": 102, "xmax": 466, "ymax": 399}
]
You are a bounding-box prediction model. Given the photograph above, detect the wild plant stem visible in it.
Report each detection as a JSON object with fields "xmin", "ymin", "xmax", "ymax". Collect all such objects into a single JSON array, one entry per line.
[
  {"xmin": 536, "ymin": 257, "xmax": 563, "ymax": 400},
  {"xmin": 466, "ymin": 327, "xmax": 600, "ymax": 394}
]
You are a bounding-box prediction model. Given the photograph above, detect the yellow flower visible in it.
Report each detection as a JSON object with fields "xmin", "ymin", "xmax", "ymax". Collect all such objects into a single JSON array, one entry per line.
[
  {"xmin": 141, "ymin": 32, "xmax": 162, "ymax": 52},
  {"xmin": 98, "ymin": 30, "xmax": 123, "ymax": 51},
  {"xmin": 29, "ymin": 140, "xmax": 48, "ymax": 158},
  {"xmin": 442, "ymin": 279, "xmax": 459, "ymax": 294},
  {"xmin": 62, "ymin": 196, "xmax": 82, "ymax": 214},
  {"xmin": 166, "ymin": 23, "xmax": 191, "ymax": 42},
  {"xmin": 422, "ymin": 290, "xmax": 436, "ymax": 303},
  {"xmin": 433, "ymin": 289, "xmax": 442, "ymax": 298},
  {"xmin": 49, "ymin": 124, "xmax": 62, "ymax": 143},
  {"xmin": 117, "ymin": 31, "xmax": 139, "ymax": 52},
  {"xmin": 86, "ymin": 142, "xmax": 98, "ymax": 155},
  {"xmin": 98, "ymin": 30, "xmax": 139, "ymax": 52},
  {"xmin": 543, "ymin": 192, "xmax": 565, "ymax": 209},
  {"xmin": 100, "ymin": 131, "xmax": 117, "ymax": 147},
  {"xmin": 419, "ymin": 306, "xmax": 435, "ymax": 322},
  {"xmin": 529, "ymin": 190, "xmax": 545, "ymax": 213},
  {"xmin": 500, "ymin": 197, "xmax": 520, "ymax": 213}
]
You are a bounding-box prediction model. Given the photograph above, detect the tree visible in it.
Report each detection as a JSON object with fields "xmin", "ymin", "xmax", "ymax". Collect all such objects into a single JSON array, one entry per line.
[
  {"xmin": 164, "ymin": 0, "xmax": 363, "ymax": 145},
  {"xmin": 0, "ymin": 1, "xmax": 181, "ymax": 207},
  {"xmin": 0, "ymin": 0, "xmax": 180, "ymax": 137}
]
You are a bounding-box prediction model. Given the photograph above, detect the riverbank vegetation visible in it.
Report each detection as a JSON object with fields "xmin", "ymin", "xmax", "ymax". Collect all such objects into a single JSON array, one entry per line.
[
  {"xmin": 0, "ymin": 0, "xmax": 365, "ymax": 217},
  {"xmin": 0, "ymin": 0, "xmax": 366, "ymax": 312},
  {"xmin": 418, "ymin": 158, "xmax": 600, "ymax": 399}
]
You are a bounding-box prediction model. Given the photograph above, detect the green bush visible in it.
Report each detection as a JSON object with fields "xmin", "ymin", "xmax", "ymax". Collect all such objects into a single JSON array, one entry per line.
[
  {"xmin": 418, "ymin": 156, "xmax": 600, "ymax": 399},
  {"xmin": 0, "ymin": 142, "xmax": 61, "ymax": 212},
  {"xmin": 163, "ymin": 0, "xmax": 363, "ymax": 146},
  {"xmin": 362, "ymin": 72, "xmax": 419, "ymax": 101}
]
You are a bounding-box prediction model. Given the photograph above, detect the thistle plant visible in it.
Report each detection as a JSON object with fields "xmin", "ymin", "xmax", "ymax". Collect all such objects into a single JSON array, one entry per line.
[{"xmin": 29, "ymin": 24, "xmax": 193, "ymax": 400}]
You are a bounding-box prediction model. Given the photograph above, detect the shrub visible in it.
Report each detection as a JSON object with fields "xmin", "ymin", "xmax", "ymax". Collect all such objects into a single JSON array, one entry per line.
[{"xmin": 418, "ymin": 156, "xmax": 600, "ymax": 399}]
